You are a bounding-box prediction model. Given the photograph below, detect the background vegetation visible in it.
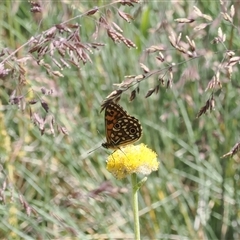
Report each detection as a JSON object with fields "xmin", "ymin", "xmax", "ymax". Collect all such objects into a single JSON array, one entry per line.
[{"xmin": 0, "ymin": 1, "xmax": 240, "ymax": 239}]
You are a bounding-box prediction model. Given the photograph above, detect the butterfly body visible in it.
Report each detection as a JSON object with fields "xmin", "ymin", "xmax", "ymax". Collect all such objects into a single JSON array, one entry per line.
[{"xmin": 102, "ymin": 102, "xmax": 142, "ymax": 149}]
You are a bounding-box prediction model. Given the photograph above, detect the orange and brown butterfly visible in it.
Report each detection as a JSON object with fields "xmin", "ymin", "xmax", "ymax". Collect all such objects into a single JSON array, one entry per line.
[{"xmin": 101, "ymin": 102, "xmax": 142, "ymax": 149}]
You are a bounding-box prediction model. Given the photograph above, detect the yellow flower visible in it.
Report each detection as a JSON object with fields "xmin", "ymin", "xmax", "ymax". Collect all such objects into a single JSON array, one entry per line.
[{"xmin": 106, "ymin": 144, "xmax": 159, "ymax": 179}]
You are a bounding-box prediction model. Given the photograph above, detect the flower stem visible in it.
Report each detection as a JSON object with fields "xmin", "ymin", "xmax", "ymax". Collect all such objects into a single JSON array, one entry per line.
[{"xmin": 131, "ymin": 173, "xmax": 140, "ymax": 240}]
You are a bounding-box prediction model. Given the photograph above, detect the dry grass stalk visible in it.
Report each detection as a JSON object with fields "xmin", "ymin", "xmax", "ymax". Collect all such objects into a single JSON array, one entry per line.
[
  {"xmin": 0, "ymin": 1, "xmax": 142, "ymax": 135},
  {"xmin": 205, "ymin": 74, "xmax": 222, "ymax": 91},
  {"xmin": 29, "ymin": 1, "xmax": 42, "ymax": 13},
  {"xmin": 120, "ymin": 0, "xmax": 139, "ymax": 7},
  {"xmin": 221, "ymin": 142, "xmax": 240, "ymax": 158},
  {"xmin": 139, "ymin": 63, "xmax": 150, "ymax": 73},
  {"xmin": 169, "ymin": 33, "xmax": 197, "ymax": 57},
  {"xmin": 0, "ymin": 179, "xmax": 7, "ymax": 204},
  {"xmin": 101, "ymin": 62, "xmax": 176, "ymax": 108},
  {"xmin": 2, "ymin": 1, "xmax": 240, "ymax": 147},
  {"xmin": 146, "ymin": 45, "xmax": 165, "ymax": 53},
  {"xmin": 196, "ymin": 94, "xmax": 215, "ymax": 118},
  {"xmin": 118, "ymin": 10, "xmax": 134, "ymax": 23},
  {"xmin": 145, "ymin": 85, "xmax": 159, "ymax": 98},
  {"xmin": 100, "ymin": 90, "xmax": 122, "ymax": 112},
  {"xmin": 19, "ymin": 194, "xmax": 37, "ymax": 217},
  {"xmin": 86, "ymin": 7, "xmax": 99, "ymax": 16},
  {"xmin": 174, "ymin": 18, "xmax": 195, "ymax": 23},
  {"xmin": 193, "ymin": 6, "xmax": 213, "ymax": 21}
]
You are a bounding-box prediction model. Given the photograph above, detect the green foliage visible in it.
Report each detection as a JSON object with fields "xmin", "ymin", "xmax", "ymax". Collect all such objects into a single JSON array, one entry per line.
[{"xmin": 0, "ymin": 1, "xmax": 240, "ymax": 239}]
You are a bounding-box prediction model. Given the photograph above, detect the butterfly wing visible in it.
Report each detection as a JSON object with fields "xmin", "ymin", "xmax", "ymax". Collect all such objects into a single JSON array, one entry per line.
[
  {"xmin": 104, "ymin": 103, "xmax": 126, "ymax": 145},
  {"xmin": 111, "ymin": 116, "xmax": 142, "ymax": 146},
  {"xmin": 102, "ymin": 103, "xmax": 142, "ymax": 149}
]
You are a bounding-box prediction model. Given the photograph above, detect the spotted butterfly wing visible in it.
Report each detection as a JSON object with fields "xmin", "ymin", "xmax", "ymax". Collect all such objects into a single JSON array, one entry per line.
[{"xmin": 102, "ymin": 102, "xmax": 142, "ymax": 149}]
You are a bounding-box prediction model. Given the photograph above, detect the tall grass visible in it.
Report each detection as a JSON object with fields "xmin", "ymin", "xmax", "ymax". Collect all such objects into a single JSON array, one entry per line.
[{"xmin": 0, "ymin": 1, "xmax": 240, "ymax": 239}]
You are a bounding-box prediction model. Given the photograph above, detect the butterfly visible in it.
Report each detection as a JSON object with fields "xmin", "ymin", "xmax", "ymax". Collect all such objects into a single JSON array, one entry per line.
[{"xmin": 102, "ymin": 102, "xmax": 142, "ymax": 149}]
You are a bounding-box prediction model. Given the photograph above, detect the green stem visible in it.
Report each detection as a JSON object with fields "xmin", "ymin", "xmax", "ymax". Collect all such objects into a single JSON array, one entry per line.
[{"xmin": 131, "ymin": 173, "xmax": 140, "ymax": 240}]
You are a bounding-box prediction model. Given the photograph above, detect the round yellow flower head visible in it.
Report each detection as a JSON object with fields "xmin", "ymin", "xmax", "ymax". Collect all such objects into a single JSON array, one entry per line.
[{"xmin": 106, "ymin": 143, "xmax": 159, "ymax": 179}]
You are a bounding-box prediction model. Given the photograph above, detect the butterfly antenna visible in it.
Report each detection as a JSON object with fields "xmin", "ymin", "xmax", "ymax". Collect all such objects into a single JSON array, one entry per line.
[
  {"xmin": 88, "ymin": 145, "xmax": 102, "ymax": 154},
  {"xmin": 87, "ymin": 129, "xmax": 107, "ymax": 155},
  {"xmin": 79, "ymin": 146, "xmax": 102, "ymax": 161},
  {"xmin": 88, "ymin": 144, "xmax": 105, "ymax": 154},
  {"xmin": 96, "ymin": 128, "xmax": 107, "ymax": 146}
]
